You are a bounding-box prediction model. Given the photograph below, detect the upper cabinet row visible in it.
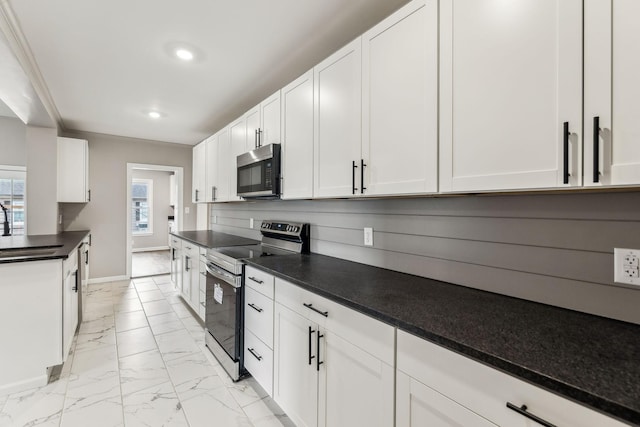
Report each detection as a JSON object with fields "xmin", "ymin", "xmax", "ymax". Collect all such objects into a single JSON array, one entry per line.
[
  {"xmin": 194, "ymin": 0, "xmax": 640, "ymax": 203},
  {"xmin": 57, "ymin": 137, "xmax": 90, "ymax": 203}
]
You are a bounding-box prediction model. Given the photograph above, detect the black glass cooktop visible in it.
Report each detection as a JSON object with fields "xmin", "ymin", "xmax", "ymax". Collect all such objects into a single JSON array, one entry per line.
[{"xmin": 213, "ymin": 244, "xmax": 296, "ymax": 261}]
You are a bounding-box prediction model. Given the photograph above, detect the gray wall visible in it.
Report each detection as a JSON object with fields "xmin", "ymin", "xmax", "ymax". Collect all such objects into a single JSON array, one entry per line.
[
  {"xmin": 131, "ymin": 169, "xmax": 172, "ymax": 251},
  {"xmin": 0, "ymin": 116, "xmax": 26, "ymax": 166},
  {"xmin": 210, "ymin": 191, "xmax": 640, "ymax": 325},
  {"xmin": 61, "ymin": 131, "xmax": 195, "ymax": 280},
  {"xmin": 25, "ymin": 126, "xmax": 58, "ymax": 235}
]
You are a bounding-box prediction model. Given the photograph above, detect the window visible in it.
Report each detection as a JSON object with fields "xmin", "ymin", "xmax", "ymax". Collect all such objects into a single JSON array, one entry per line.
[
  {"xmin": 131, "ymin": 179, "xmax": 153, "ymax": 235},
  {"xmin": 0, "ymin": 167, "xmax": 26, "ymax": 236}
]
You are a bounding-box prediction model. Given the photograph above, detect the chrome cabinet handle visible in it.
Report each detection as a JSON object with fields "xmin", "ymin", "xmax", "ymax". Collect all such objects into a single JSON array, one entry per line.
[
  {"xmin": 248, "ymin": 347, "xmax": 262, "ymax": 361},
  {"xmin": 303, "ymin": 303, "xmax": 328, "ymax": 317},
  {"xmin": 506, "ymin": 403, "xmax": 556, "ymax": 427},
  {"xmin": 248, "ymin": 276, "xmax": 263, "ymax": 284},
  {"xmin": 248, "ymin": 303, "xmax": 263, "ymax": 313}
]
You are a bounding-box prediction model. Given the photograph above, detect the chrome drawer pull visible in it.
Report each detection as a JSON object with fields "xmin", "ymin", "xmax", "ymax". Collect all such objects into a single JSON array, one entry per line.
[
  {"xmin": 506, "ymin": 403, "xmax": 556, "ymax": 427},
  {"xmin": 248, "ymin": 276, "xmax": 264, "ymax": 284},
  {"xmin": 248, "ymin": 303, "xmax": 263, "ymax": 313},
  {"xmin": 303, "ymin": 303, "xmax": 328, "ymax": 317},
  {"xmin": 248, "ymin": 347, "xmax": 262, "ymax": 361}
]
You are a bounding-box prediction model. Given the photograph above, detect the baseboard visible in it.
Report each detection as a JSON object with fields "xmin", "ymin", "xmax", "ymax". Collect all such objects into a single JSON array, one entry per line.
[
  {"xmin": 132, "ymin": 246, "xmax": 170, "ymax": 253},
  {"xmin": 88, "ymin": 275, "xmax": 129, "ymax": 284},
  {"xmin": 0, "ymin": 374, "xmax": 48, "ymax": 396}
]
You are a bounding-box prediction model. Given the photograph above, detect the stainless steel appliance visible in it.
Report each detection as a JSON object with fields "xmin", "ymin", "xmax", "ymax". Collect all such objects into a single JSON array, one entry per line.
[
  {"xmin": 236, "ymin": 143, "xmax": 281, "ymax": 199},
  {"xmin": 205, "ymin": 220, "xmax": 310, "ymax": 381}
]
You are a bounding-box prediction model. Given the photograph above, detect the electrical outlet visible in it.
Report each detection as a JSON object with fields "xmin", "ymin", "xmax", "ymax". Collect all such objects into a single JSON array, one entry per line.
[
  {"xmin": 364, "ymin": 227, "xmax": 374, "ymax": 246},
  {"xmin": 185, "ymin": 207, "xmax": 190, "ymax": 214},
  {"xmin": 213, "ymin": 215, "xmax": 217, "ymax": 224},
  {"xmin": 250, "ymin": 218, "xmax": 254, "ymax": 229},
  {"xmin": 614, "ymin": 248, "xmax": 640, "ymax": 286}
]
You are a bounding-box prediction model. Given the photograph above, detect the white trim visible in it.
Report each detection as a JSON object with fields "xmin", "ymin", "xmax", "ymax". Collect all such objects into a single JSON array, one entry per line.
[
  {"xmin": 132, "ymin": 246, "xmax": 170, "ymax": 253},
  {"xmin": 0, "ymin": 374, "xmax": 48, "ymax": 396},
  {"xmin": 88, "ymin": 275, "xmax": 129, "ymax": 285},
  {"xmin": 126, "ymin": 163, "xmax": 184, "ymax": 280}
]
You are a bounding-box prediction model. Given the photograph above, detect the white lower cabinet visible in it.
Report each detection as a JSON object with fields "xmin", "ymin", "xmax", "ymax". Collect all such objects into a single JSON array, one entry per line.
[
  {"xmin": 396, "ymin": 330, "xmax": 626, "ymax": 427},
  {"xmin": 62, "ymin": 248, "xmax": 79, "ymax": 361},
  {"xmin": 172, "ymin": 238, "xmax": 206, "ymax": 322},
  {"xmin": 273, "ymin": 277, "xmax": 394, "ymax": 427},
  {"xmin": 170, "ymin": 236, "xmax": 182, "ymax": 292}
]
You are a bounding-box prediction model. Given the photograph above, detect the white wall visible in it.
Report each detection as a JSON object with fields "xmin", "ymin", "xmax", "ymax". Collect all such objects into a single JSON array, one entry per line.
[
  {"xmin": 131, "ymin": 169, "xmax": 172, "ymax": 251},
  {"xmin": 25, "ymin": 126, "xmax": 58, "ymax": 235},
  {"xmin": 0, "ymin": 116, "xmax": 26, "ymax": 166},
  {"xmin": 61, "ymin": 131, "xmax": 195, "ymax": 280}
]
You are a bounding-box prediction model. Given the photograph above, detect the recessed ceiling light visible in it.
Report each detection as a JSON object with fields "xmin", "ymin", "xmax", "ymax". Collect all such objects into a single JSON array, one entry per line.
[
  {"xmin": 148, "ymin": 111, "xmax": 162, "ymax": 119},
  {"xmin": 175, "ymin": 48, "xmax": 194, "ymax": 61}
]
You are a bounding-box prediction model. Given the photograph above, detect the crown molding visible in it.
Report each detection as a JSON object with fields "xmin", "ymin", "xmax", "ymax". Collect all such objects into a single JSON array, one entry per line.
[{"xmin": 0, "ymin": 0, "xmax": 63, "ymax": 128}]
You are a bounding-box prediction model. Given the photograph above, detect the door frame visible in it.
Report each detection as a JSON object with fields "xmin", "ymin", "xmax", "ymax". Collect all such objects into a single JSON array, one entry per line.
[{"xmin": 126, "ymin": 163, "xmax": 184, "ymax": 279}]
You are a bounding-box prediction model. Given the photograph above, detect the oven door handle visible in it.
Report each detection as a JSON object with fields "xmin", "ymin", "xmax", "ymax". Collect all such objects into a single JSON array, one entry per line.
[{"xmin": 205, "ymin": 263, "xmax": 238, "ymax": 286}]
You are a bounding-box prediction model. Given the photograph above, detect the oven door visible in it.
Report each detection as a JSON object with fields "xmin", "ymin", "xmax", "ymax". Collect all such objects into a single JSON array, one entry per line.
[{"xmin": 205, "ymin": 263, "xmax": 242, "ymax": 361}]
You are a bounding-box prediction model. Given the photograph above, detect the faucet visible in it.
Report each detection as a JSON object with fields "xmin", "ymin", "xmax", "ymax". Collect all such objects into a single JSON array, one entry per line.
[{"xmin": 0, "ymin": 202, "xmax": 10, "ymax": 236}]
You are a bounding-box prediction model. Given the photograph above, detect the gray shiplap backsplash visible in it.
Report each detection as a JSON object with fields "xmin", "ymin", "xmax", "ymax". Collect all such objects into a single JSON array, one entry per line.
[{"xmin": 209, "ymin": 191, "xmax": 640, "ymax": 325}]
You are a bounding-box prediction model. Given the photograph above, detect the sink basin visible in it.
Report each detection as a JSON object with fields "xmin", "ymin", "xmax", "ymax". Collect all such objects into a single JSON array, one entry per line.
[{"xmin": 0, "ymin": 246, "xmax": 61, "ymax": 258}]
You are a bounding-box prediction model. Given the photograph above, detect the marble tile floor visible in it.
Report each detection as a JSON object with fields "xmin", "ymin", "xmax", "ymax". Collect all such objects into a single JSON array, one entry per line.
[
  {"xmin": 131, "ymin": 250, "xmax": 170, "ymax": 278},
  {"xmin": 0, "ymin": 274, "xmax": 293, "ymax": 427}
]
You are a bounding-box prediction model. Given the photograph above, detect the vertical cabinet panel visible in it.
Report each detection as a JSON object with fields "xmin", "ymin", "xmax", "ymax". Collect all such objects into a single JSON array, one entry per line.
[
  {"xmin": 362, "ymin": 0, "xmax": 438, "ymax": 196},
  {"xmin": 216, "ymin": 127, "xmax": 231, "ymax": 202},
  {"xmin": 273, "ymin": 303, "xmax": 319, "ymax": 427},
  {"xmin": 585, "ymin": 0, "xmax": 640, "ymax": 186},
  {"xmin": 281, "ymin": 70, "xmax": 314, "ymax": 199},
  {"xmin": 261, "ymin": 91, "xmax": 281, "ymax": 147},
  {"xmin": 439, "ymin": 0, "xmax": 582, "ymax": 192},
  {"xmin": 229, "ymin": 118, "xmax": 247, "ymax": 201},
  {"xmin": 245, "ymin": 106, "xmax": 261, "ymax": 151},
  {"xmin": 313, "ymin": 38, "xmax": 362, "ymax": 198}
]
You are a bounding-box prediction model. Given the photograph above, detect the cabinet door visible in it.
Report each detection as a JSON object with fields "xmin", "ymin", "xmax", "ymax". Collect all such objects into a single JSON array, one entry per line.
[
  {"xmin": 62, "ymin": 269, "xmax": 78, "ymax": 361},
  {"xmin": 189, "ymin": 257, "xmax": 200, "ymax": 311},
  {"xmin": 192, "ymin": 142, "xmax": 206, "ymax": 203},
  {"xmin": 261, "ymin": 91, "xmax": 281, "ymax": 147},
  {"xmin": 205, "ymin": 134, "xmax": 218, "ymax": 202},
  {"xmin": 318, "ymin": 329, "xmax": 394, "ymax": 427},
  {"xmin": 584, "ymin": 0, "xmax": 640, "ymax": 186},
  {"xmin": 439, "ymin": 0, "xmax": 582, "ymax": 192},
  {"xmin": 57, "ymin": 137, "xmax": 89, "ymax": 202},
  {"xmin": 281, "ymin": 70, "xmax": 314, "ymax": 199},
  {"xmin": 229, "ymin": 117, "xmax": 247, "ymax": 201},
  {"xmin": 314, "ymin": 38, "xmax": 362, "ymax": 198},
  {"xmin": 246, "ymin": 106, "xmax": 261, "ymax": 151},
  {"xmin": 362, "ymin": 0, "xmax": 438, "ymax": 196},
  {"xmin": 273, "ymin": 303, "xmax": 318, "ymax": 427},
  {"xmin": 182, "ymin": 253, "xmax": 192, "ymax": 300},
  {"xmin": 396, "ymin": 371, "xmax": 497, "ymax": 427},
  {"xmin": 216, "ymin": 127, "xmax": 231, "ymax": 202}
]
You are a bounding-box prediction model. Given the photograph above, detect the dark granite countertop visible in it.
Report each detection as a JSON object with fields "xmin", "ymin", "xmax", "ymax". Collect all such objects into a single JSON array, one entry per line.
[
  {"xmin": 0, "ymin": 230, "xmax": 90, "ymax": 264},
  {"xmin": 170, "ymin": 230, "xmax": 258, "ymax": 249},
  {"xmin": 245, "ymin": 253, "xmax": 640, "ymax": 426}
]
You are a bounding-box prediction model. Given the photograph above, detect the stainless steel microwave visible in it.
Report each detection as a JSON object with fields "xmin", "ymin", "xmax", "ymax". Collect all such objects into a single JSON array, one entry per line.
[{"xmin": 237, "ymin": 143, "xmax": 281, "ymax": 199}]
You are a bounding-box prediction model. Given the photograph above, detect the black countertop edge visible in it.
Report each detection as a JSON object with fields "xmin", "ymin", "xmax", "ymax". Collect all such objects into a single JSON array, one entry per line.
[
  {"xmin": 243, "ymin": 257, "xmax": 640, "ymax": 426},
  {"xmin": 170, "ymin": 230, "xmax": 259, "ymax": 249},
  {"xmin": 0, "ymin": 230, "xmax": 90, "ymax": 264}
]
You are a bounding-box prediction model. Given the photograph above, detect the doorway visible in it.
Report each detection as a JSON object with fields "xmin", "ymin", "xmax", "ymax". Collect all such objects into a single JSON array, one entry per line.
[{"xmin": 126, "ymin": 163, "xmax": 183, "ymax": 279}]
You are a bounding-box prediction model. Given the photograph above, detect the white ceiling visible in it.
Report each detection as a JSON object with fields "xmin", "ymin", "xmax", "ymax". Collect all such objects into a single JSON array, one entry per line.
[{"xmin": 5, "ymin": 0, "xmax": 409, "ymax": 145}]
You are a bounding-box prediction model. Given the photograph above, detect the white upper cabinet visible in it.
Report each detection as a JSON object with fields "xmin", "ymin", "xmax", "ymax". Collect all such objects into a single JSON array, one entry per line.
[
  {"xmin": 215, "ymin": 127, "xmax": 232, "ymax": 202},
  {"xmin": 192, "ymin": 141, "xmax": 206, "ymax": 203},
  {"xmin": 246, "ymin": 91, "xmax": 281, "ymax": 150},
  {"xmin": 439, "ymin": 0, "xmax": 583, "ymax": 192},
  {"xmin": 362, "ymin": 0, "xmax": 438, "ymax": 196},
  {"xmin": 584, "ymin": 0, "xmax": 640, "ymax": 187},
  {"xmin": 229, "ymin": 116, "xmax": 247, "ymax": 201},
  {"xmin": 313, "ymin": 38, "xmax": 362, "ymax": 198},
  {"xmin": 281, "ymin": 70, "xmax": 314, "ymax": 200},
  {"xmin": 57, "ymin": 137, "xmax": 90, "ymax": 203},
  {"xmin": 205, "ymin": 134, "xmax": 218, "ymax": 202}
]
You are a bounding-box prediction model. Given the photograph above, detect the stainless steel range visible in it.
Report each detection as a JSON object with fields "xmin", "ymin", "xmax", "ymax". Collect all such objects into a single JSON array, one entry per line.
[{"xmin": 204, "ymin": 220, "xmax": 310, "ymax": 381}]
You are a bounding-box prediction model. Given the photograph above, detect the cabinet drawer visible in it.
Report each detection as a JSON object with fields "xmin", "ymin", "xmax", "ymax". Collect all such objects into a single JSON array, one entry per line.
[
  {"xmin": 275, "ymin": 278, "xmax": 394, "ymax": 365},
  {"xmin": 62, "ymin": 248, "xmax": 78, "ymax": 277},
  {"xmin": 245, "ymin": 265, "xmax": 275, "ymax": 299},
  {"xmin": 245, "ymin": 286, "xmax": 274, "ymax": 347},
  {"xmin": 397, "ymin": 330, "xmax": 626, "ymax": 427},
  {"xmin": 244, "ymin": 329, "xmax": 273, "ymax": 396},
  {"xmin": 170, "ymin": 236, "xmax": 182, "ymax": 248},
  {"xmin": 183, "ymin": 243, "xmax": 198, "ymax": 256}
]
